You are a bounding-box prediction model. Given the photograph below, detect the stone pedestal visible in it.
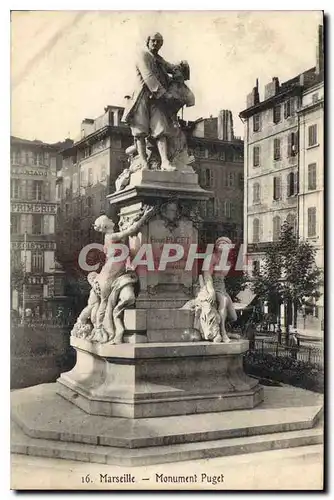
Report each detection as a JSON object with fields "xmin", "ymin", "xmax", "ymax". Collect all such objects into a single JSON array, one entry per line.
[
  {"xmin": 57, "ymin": 338, "xmax": 263, "ymax": 418},
  {"xmin": 57, "ymin": 168, "xmax": 264, "ymax": 419},
  {"xmin": 109, "ymin": 170, "xmax": 211, "ymax": 311}
]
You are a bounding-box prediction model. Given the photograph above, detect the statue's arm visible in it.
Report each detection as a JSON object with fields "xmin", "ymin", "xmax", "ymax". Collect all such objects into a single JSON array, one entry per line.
[
  {"xmin": 137, "ymin": 51, "xmax": 167, "ymax": 99},
  {"xmin": 110, "ymin": 206, "xmax": 154, "ymax": 241}
]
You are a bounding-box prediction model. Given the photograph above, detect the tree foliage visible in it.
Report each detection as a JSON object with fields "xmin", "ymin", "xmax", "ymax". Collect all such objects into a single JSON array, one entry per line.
[
  {"xmin": 225, "ymin": 244, "xmax": 247, "ymax": 301},
  {"xmin": 250, "ymin": 221, "xmax": 322, "ymax": 312},
  {"xmin": 11, "ymin": 258, "xmax": 25, "ymax": 291}
]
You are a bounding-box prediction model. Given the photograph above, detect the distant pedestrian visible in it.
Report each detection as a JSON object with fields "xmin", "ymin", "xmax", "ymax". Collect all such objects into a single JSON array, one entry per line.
[{"xmin": 290, "ymin": 333, "xmax": 298, "ymax": 360}]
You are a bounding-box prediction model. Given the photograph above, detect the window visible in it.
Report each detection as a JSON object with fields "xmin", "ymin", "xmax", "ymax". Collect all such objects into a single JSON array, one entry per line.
[
  {"xmin": 286, "ymin": 213, "xmax": 297, "ymax": 236},
  {"xmin": 253, "ymin": 146, "xmax": 260, "ymax": 167},
  {"xmin": 11, "ymin": 179, "xmax": 21, "ymax": 199},
  {"xmin": 284, "ymin": 98, "xmax": 295, "ymax": 119},
  {"xmin": 12, "ymin": 150, "xmax": 21, "ymax": 164},
  {"xmin": 11, "ymin": 214, "xmax": 20, "ymax": 234},
  {"xmin": 273, "ymin": 138, "xmax": 281, "ymax": 160},
  {"xmin": 273, "ymin": 215, "xmax": 281, "ymax": 241},
  {"xmin": 31, "ymin": 251, "xmax": 44, "ymax": 273},
  {"xmin": 32, "ymin": 214, "xmax": 43, "ymax": 235},
  {"xmin": 37, "ymin": 152, "xmax": 43, "ymax": 165},
  {"xmin": 253, "ymin": 182, "xmax": 260, "ymax": 204},
  {"xmin": 88, "ymin": 168, "xmax": 93, "ymax": 186},
  {"xmin": 253, "ymin": 219, "xmax": 260, "ymax": 243},
  {"xmin": 308, "ymin": 163, "xmax": 317, "ymax": 190},
  {"xmin": 25, "ymin": 152, "xmax": 30, "ymax": 164},
  {"xmin": 238, "ymin": 173, "xmax": 244, "ymax": 188},
  {"xmin": 224, "ymin": 201, "xmax": 231, "ymax": 218},
  {"xmin": 207, "ymin": 199, "xmax": 214, "ymax": 217},
  {"xmin": 253, "ymin": 114, "xmax": 261, "ymax": 132},
  {"xmin": 273, "ymin": 104, "xmax": 281, "ymax": 124},
  {"xmin": 228, "ymin": 172, "xmax": 235, "ymax": 187},
  {"xmin": 273, "ymin": 176, "xmax": 281, "ymax": 200},
  {"xmin": 287, "ymin": 172, "xmax": 295, "ymax": 197},
  {"xmin": 307, "ymin": 207, "xmax": 316, "ymax": 237},
  {"xmin": 32, "ymin": 180, "xmax": 43, "ymax": 201},
  {"xmin": 312, "ymin": 93, "xmax": 319, "ymax": 104},
  {"xmin": 308, "ymin": 124, "xmax": 318, "ymax": 147},
  {"xmin": 204, "ymin": 168, "xmax": 213, "ymax": 187},
  {"xmin": 201, "ymin": 200, "xmax": 207, "ymax": 217},
  {"xmin": 12, "ymin": 251, "xmax": 21, "ymax": 269},
  {"xmin": 72, "ymin": 173, "xmax": 78, "ymax": 194},
  {"xmin": 101, "ymin": 165, "xmax": 107, "ymax": 181},
  {"xmin": 214, "ymin": 199, "xmax": 220, "ymax": 217},
  {"xmin": 80, "ymin": 169, "xmax": 86, "ymax": 187},
  {"xmin": 287, "ymin": 132, "xmax": 298, "ymax": 156},
  {"xmin": 84, "ymin": 146, "xmax": 92, "ymax": 158}
]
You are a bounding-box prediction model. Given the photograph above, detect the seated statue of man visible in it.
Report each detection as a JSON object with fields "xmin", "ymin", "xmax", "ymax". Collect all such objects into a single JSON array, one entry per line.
[{"xmin": 122, "ymin": 32, "xmax": 194, "ymax": 172}]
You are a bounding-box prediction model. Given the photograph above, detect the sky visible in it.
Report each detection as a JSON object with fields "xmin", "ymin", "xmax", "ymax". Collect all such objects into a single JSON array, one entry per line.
[{"xmin": 11, "ymin": 10, "xmax": 323, "ymax": 143}]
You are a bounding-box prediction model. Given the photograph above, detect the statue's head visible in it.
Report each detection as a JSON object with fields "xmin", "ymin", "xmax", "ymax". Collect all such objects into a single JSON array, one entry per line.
[
  {"xmin": 93, "ymin": 215, "xmax": 115, "ymax": 233},
  {"xmin": 214, "ymin": 236, "xmax": 232, "ymax": 252},
  {"xmin": 162, "ymin": 201, "xmax": 178, "ymax": 222},
  {"xmin": 146, "ymin": 32, "xmax": 163, "ymax": 54}
]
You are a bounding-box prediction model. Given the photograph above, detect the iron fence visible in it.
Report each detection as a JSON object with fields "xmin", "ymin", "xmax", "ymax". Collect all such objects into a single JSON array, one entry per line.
[{"xmin": 251, "ymin": 338, "xmax": 324, "ymax": 369}]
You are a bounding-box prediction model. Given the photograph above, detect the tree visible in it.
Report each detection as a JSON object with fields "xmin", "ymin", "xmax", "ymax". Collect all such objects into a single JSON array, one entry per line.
[
  {"xmin": 250, "ymin": 221, "xmax": 322, "ymax": 341},
  {"xmin": 11, "ymin": 259, "xmax": 25, "ymax": 292},
  {"xmin": 225, "ymin": 244, "xmax": 247, "ymax": 301}
]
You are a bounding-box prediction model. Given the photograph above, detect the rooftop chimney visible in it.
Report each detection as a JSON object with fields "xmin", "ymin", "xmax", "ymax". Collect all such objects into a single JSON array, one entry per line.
[
  {"xmin": 316, "ymin": 24, "xmax": 324, "ymax": 75},
  {"xmin": 264, "ymin": 77, "xmax": 280, "ymax": 100},
  {"xmin": 218, "ymin": 110, "xmax": 234, "ymax": 141},
  {"xmin": 246, "ymin": 79, "xmax": 260, "ymax": 108}
]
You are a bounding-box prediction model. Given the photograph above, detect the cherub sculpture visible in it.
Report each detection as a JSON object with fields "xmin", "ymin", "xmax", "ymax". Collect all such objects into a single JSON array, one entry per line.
[
  {"xmin": 181, "ymin": 237, "xmax": 238, "ymax": 343},
  {"xmin": 71, "ymin": 206, "xmax": 154, "ymax": 344},
  {"xmin": 71, "ymin": 271, "xmax": 101, "ymax": 340}
]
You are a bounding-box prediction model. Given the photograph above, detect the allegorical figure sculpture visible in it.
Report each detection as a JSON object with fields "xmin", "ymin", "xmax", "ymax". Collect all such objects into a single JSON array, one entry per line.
[
  {"xmin": 182, "ymin": 237, "xmax": 238, "ymax": 343},
  {"xmin": 122, "ymin": 32, "xmax": 195, "ymax": 173},
  {"xmin": 71, "ymin": 206, "xmax": 154, "ymax": 344}
]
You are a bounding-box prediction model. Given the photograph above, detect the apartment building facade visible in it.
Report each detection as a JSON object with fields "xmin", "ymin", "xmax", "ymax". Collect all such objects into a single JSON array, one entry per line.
[
  {"xmin": 298, "ymin": 80, "xmax": 324, "ymax": 321},
  {"xmin": 56, "ymin": 107, "xmax": 244, "ymax": 282},
  {"xmin": 10, "ymin": 136, "xmax": 71, "ymax": 317},
  {"xmin": 240, "ymin": 24, "xmax": 324, "ymax": 324}
]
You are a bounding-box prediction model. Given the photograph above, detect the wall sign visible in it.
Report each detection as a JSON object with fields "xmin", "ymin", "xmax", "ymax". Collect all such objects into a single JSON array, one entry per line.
[
  {"xmin": 11, "ymin": 203, "xmax": 57, "ymax": 214},
  {"xmin": 11, "ymin": 241, "xmax": 56, "ymax": 250}
]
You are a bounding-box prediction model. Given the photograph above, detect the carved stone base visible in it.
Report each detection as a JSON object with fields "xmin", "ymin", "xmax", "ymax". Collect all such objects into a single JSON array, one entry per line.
[
  {"xmin": 123, "ymin": 308, "xmax": 194, "ymax": 342},
  {"xmin": 57, "ymin": 338, "xmax": 263, "ymax": 419}
]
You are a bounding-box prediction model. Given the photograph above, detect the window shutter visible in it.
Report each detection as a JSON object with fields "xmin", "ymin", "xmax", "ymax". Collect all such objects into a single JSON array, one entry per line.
[
  {"xmin": 273, "ymin": 177, "xmax": 277, "ymax": 200},
  {"xmin": 307, "ymin": 207, "xmax": 316, "ymax": 237},
  {"xmin": 277, "ymin": 177, "xmax": 281, "ymax": 199},
  {"xmin": 290, "ymin": 97, "xmax": 296, "ymax": 115},
  {"xmin": 43, "ymin": 215, "xmax": 49, "ymax": 235},
  {"xmin": 294, "ymin": 171, "xmax": 299, "ymax": 194},
  {"xmin": 26, "ymin": 179, "xmax": 33, "ymax": 200},
  {"xmin": 288, "ymin": 133, "xmax": 292, "ymax": 157},
  {"xmin": 43, "ymin": 181, "xmax": 49, "ymax": 201},
  {"xmin": 284, "ymin": 101, "xmax": 288, "ymax": 119}
]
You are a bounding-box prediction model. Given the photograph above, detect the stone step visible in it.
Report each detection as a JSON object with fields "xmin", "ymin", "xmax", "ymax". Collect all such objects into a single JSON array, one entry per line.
[
  {"xmin": 11, "ymin": 384, "xmax": 322, "ymax": 449},
  {"xmin": 11, "ymin": 418, "xmax": 323, "ymax": 467}
]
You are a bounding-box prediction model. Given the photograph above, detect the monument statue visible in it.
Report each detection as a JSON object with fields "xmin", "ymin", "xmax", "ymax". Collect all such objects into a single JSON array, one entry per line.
[
  {"xmin": 121, "ymin": 32, "xmax": 195, "ymax": 180},
  {"xmin": 182, "ymin": 237, "xmax": 238, "ymax": 343},
  {"xmin": 71, "ymin": 206, "xmax": 154, "ymax": 344}
]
